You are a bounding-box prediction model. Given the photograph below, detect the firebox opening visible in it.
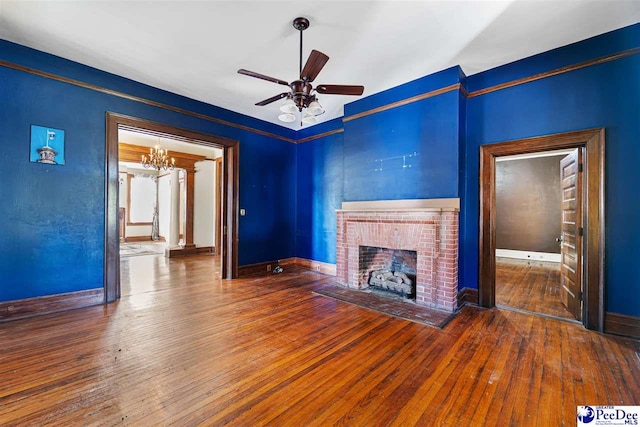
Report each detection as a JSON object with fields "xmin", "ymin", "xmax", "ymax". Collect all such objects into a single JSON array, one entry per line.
[{"xmin": 358, "ymin": 246, "xmax": 417, "ymax": 300}]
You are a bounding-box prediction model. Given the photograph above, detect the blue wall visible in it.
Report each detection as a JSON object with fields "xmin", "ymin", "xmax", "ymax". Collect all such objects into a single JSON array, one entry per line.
[
  {"xmin": 0, "ymin": 40, "xmax": 296, "ymax": 301},
  {"xmin": 3, "ymin": 23, "xmax": 639, "ymax": 317},
  {"xmin": 296, "ymin": 24, "xmax": 640, "ymax": 317},
  {"xmin": 461, "ymin": 24, "xmax": 640, "ymax": 317},
  {"xmin": 342, "ymin": 67, "xmax": 463, "ymax": 202},
  {"xmin": 296, "ymin": 119, "xmax": 344, "ymax": 263},
  {"xmin": 295, "ymin": 68, "xmax": 465, "ymax": 265}
]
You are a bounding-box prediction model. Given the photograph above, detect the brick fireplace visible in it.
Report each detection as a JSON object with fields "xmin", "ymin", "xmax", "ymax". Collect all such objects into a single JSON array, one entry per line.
[{"xmin": 336, "ymin": 200, "xmax": 459, "ymax": 312}]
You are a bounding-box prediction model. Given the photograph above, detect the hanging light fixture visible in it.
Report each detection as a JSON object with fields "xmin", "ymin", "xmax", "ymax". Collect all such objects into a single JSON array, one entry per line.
[
  {"xmin": 278, "ymin": 112, "xmax": 296, "ymax": 122},
  {"xmin": 278, "ymin": 98, "xmax": 324, "ymax": 123},
  {"xmin": 280, "ymin": 98, "xmax": 297, "ymax": 114},
  {"xmin": 301, "ymin": 113, "xmax": 319, "ymax": 124},
  {"xmin": 141, "ymin": 144, "xmax": 175, "ymax": 171},
  {"xmin": 278, "ymin": 97, "xmax": 324, "ymax": 122},
  {"xmin": 306, "ymin": 100, "xmax": 324, "ymax": 116},
  {"xmin": 239, "ymin": 17, "xmax": 364, "ymax": 126}
]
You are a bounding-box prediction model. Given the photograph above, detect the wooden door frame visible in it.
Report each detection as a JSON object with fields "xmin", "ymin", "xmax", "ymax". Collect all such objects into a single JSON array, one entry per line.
[
  {"xmin": 214, "ymin": 157, "xmax": 223, "ymax": 255},
  {"xmin": 105, "ymin": 112, "xmax": 239, "ymax": 302},
  {"xmin": 479, "ymin": 128, "xmax": 605, "ymax": 331}
]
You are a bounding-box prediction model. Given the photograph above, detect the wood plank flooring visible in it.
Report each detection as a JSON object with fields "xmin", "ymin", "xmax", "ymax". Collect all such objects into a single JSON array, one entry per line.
[
  {"xmin": 496, "ymin": 257, "xmax": 574, "ymax": 320},
  {"xmin": 313, "ymin": 283, "xmax": 453, "ymax": 327},
  {"xmin": 120, "ymin": 252, "xmax": 221, "ymax": 297},
  {"xmin": 0, "ymin": 255, "xmax": 638, "ymax": 425}
]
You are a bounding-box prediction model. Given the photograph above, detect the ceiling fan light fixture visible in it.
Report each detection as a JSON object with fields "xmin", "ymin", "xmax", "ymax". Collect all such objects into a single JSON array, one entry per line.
[
  {"xmin": 238, "ymin": 17, "xmax": 364, "ymax": 127},
  {"xmin": 307, "ymin": 100, "xmax": 324, "ymax": 116},
  {"xmin": 301, "ymin": 113, "xmax": 319, "ymax": 124},
  {"xmin": 280, "ymin": 98, "xmax": 297, "ymax": 114},
  {"xmin": 278, "ymin": 112, "xmax": 296, "ymax": 122}
]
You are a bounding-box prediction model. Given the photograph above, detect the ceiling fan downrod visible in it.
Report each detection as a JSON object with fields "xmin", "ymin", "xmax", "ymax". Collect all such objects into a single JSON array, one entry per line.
[{"xmin": 293, "ymin": 17, "xmax": 309, "ymax": 76}]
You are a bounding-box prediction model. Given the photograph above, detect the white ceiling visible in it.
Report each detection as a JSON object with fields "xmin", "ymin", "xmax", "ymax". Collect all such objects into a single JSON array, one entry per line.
[{"xmin": 1, "ymin": 1, "xmax": 638, "ymax": 131}]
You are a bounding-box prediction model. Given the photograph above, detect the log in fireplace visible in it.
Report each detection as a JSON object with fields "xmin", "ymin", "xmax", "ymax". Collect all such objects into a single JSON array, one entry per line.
[
  {"xmin": 336, "ymin": 199, "xmax": 459, "ymax": 312},
  {"xmin": 359, "ymin": 246, "xmax": 417, "ymax": 299}
]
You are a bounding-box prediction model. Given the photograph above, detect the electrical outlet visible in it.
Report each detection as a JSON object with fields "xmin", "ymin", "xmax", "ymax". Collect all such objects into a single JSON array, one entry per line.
[
  {"xmin": 267, "ymin": 264, "xmax": 271, "ymax": 272},
  {"xmin": 240, "ymin": 209, "xmax": 246, "ymax": 216}
]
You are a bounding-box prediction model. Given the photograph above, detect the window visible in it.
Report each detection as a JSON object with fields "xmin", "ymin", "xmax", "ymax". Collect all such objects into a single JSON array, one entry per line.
[{"xmin": 128, "ymin": 174, "xmax": 156, "ymax": 224}]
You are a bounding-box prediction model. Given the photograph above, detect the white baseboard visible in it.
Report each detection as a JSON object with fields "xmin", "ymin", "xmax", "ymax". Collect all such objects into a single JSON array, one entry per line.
[{"xmin": 496, "ymin": 249, "xmax": 561, "ymax": 263}]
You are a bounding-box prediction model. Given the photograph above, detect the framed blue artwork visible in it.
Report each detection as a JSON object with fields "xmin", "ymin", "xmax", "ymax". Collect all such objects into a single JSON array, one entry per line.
[{"xmin": 30, "ymin": 125, "xmax": 65, "ymax": 165}]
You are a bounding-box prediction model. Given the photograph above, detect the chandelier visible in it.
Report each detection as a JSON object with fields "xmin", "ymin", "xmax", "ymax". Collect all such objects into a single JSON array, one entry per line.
[{"xmin": 141, "ymin": 145, "xmax": 175, "ymax": 171}]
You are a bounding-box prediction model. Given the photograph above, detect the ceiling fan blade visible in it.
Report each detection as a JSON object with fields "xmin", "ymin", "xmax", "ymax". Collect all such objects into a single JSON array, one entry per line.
[
  {"xmin": 300, "ymin": 50, "xmax": 329, "ymax": 83},
  {"xmin": 316, "ymin": 84, "xmax": 364, "ymax": 96},
  {"xmin": 238, "ymin": 69, "xmax": 289, "ymax": 86},
  {"xmin": 255, "ymin": 92, "xmax": 289, "ymax": 106}
]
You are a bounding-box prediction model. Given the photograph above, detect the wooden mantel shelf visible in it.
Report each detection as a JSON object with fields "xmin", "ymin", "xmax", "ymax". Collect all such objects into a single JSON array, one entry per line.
[{"xmin": 339, "ymin": 198, "xmax": 460, "ymax": 211}]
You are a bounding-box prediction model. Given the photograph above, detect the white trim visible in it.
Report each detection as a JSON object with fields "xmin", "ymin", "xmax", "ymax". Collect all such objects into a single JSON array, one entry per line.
[
  {"xmin": 496, "ymin": 249, "xmax": 561, "ymax": 263},
  {"xmin": 496, "ymin": 149, "xmax": 573, "ymax": 162}
]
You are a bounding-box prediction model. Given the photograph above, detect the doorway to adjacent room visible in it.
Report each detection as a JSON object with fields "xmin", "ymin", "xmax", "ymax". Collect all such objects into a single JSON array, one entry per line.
[
  {"xmin": 494, "ymin": 149, "xmax": 577, "ymax": 321},
  {"xmin": 479, "ymin": 128, "xmax": 605, "ymax": 331},
  {"xmin": 105, "ymin": 113, "xmax": 239, "ymax": 302},
  {"xmin": 116, "ymin": 129, "xmax": 224, "ymax": 296}
]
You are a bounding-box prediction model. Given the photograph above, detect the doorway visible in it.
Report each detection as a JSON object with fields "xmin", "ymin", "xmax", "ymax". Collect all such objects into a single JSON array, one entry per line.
[
  {"xmin": 494, "ymin": 149, "xmax": 577, "ymax": 321},
  {"xmin": 479, "ymin": 128, "xmax": 605, "ymax": 331},
  {"xmin": 105, "ymin": 113, "xmax": 239, "ymax": 302},
  {"xmin": 116, "ymin": 129, "xmax": 224, "ymax": 296}
]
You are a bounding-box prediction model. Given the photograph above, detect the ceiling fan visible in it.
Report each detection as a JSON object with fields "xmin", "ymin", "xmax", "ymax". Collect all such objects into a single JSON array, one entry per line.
[{"xmin": 238, "ymin": 17, "xmax": 364, "ymax": 124}]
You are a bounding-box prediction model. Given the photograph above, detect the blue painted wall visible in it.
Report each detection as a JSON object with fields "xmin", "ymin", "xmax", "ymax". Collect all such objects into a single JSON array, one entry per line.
[
  {"xmin": 457, "ymin": 75, "xmax": 468, "ymax": 284},
  {"xmin": 296, "ymin": 24, "xmax": 640, "ymax": 317},
  {"xmin": 296, "ymin": 119, "xmax": 344, "ymax": 263},
  {"xmin": 3, "ymin": 23, "xmax": 639, "ymax": 318},
  {"xmin": 295, "ymin": 68, "xmax": 464, "ymax": 264},
  {"xmin": 0, "ymin": 40, "xmax": 296, "ymax": 301},
  {"xmin": 343, "ymin": 67, "xmax": 463, "ymax": 202},
  {"xmin": 462, "ymin": 24, "xmax": 640, "ymax": 317}
]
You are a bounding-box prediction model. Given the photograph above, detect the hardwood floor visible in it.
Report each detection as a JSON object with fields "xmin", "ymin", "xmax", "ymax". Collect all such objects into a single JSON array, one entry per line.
[
  {"xmin": 0, "ymin": 256, "xmax": 638, "ymax": 425},
  {"xmin": 120, "ymin": 252, "xmax": 221, "ymax": 297},
  {"xmin": 496, "ymin": 257, "xmax": 574, "ymax": 320}
]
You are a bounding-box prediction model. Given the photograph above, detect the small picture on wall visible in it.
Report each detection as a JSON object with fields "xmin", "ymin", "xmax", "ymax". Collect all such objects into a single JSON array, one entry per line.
[{"xmin": 30, "ymin": 125, "xmax": 65, "ymax": 165}]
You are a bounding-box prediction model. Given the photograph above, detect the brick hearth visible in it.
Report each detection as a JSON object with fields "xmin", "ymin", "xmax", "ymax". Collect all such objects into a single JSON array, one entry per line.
[{"xmin": 336, "ymin": 208, "xmax": 459, "ymax": 312}]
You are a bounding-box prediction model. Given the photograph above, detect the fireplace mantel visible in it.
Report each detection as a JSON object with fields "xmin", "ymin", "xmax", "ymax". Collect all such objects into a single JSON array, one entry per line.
[
  {"xmin": 336, "ymin": 200, "xmax": 459, "ymax": 312},
  {"xmin": 340, "ymin": 198, "xmax": 459, "ymax": 212}
]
